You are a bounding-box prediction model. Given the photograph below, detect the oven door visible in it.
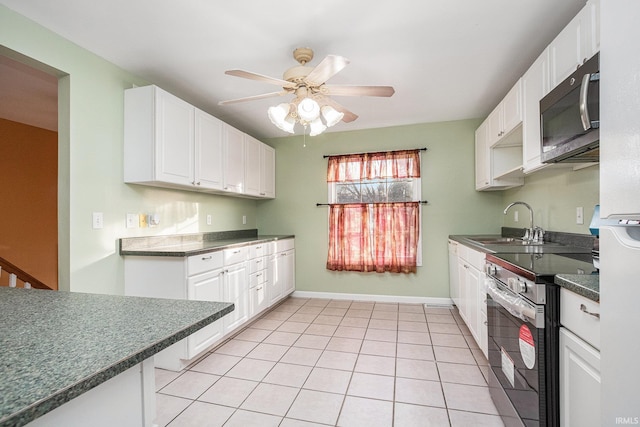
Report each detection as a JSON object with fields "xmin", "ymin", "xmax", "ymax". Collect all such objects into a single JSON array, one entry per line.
[{"xmin": 486, "ymin": 278, "xmax": 545, "ymax": 427}]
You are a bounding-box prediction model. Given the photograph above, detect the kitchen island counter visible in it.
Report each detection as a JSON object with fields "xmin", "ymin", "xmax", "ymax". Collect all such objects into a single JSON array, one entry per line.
[{"xmin": 0, "ymin": 287, "xmax": 233, "ymax": 427}]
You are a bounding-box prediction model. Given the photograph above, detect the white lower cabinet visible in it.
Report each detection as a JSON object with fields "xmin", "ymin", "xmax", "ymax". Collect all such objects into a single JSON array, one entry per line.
[
  {"xmin": 560, "ymin": 289, "xmax": 601, "ymax": 427},
  {"xmin": 270, "ymin": 239, "xmax": 296, "ymax": 305},
  {"xmin": 452, "ymin": 243, "xmax": 487, "ymax": 358},
  {"xmin": 124, "ymin": 238, "xmax": 295, "ymax": 371},
  {"xmin": 222, "ymin": 252, "xmax": 249, "ymax": 335},
  {"xmin": 186, "ymin": 268, "xmax": 224, "ymax": 357}
]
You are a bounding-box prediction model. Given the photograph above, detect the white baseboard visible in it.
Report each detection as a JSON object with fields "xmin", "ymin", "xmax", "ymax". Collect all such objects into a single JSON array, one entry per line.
[{"xmin": 291, "ymin": 290, "xmax": 453, "ymax": 306}]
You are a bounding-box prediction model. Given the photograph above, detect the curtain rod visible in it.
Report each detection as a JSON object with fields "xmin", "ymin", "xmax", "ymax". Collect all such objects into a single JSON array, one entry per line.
[
  {"xmin": 316, "ymin": 201, "xmax": 428, "ymax": 206},
  {"xmin": 322, "ymin": 147, "xmax": 427, "ymax": 159}
]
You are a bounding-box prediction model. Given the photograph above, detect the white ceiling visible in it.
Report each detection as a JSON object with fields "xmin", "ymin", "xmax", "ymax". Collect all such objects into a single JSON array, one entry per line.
[{"xmin": 1, "ymin": 0, "xmax": 585, "ymax": 139}]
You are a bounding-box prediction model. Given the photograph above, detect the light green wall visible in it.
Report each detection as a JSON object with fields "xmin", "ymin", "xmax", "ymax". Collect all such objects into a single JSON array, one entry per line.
[
  {"xmin": 502, "ymin": 165, "xmax": 600, "ymax": 234},
  {"xmin": 1, "ymin": 6, "xmax": 258, "ymax": 295},
  {"xmin": 258, "ymin": 120, "xmax": 504, "ymax": 299},
  {"xmin": 2, "ymin": 5, "xmax": 600, "ymax": 299}
]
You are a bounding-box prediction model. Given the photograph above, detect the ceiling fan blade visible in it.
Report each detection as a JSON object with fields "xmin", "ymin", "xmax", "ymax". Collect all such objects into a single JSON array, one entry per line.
[
  {"xmin": 218, "ymin": 91, "xmax": 288, "ymax": 105},
  {"xmin": 324, "ymin": 85, "xmax": 395, "ymax": 97},
  {"xmin": 304, "ymin": 55, "xmax": 350, "ymax": 86},
  {"xmin": 321, "ymin": 97, "xmax": 358, "ymax": 123},
  {"xmin": 225, "ymin": 70, "xmax": 297, "ymax": 89}
]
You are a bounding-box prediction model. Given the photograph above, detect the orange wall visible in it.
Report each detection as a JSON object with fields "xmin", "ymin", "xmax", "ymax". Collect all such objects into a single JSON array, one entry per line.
[{"xmin": 0, "ymin": 118, "xmax": 58, "ymax": 289}]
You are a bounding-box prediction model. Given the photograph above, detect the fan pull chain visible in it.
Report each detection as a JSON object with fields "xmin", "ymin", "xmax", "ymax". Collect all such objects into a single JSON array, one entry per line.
[{"xmin": 303, "ymin": 124, "xmax": 307, "ymax": 148}]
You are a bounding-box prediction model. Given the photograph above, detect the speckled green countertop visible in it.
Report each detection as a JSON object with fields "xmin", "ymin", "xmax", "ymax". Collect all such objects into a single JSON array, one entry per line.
[
  {"xmin": 119, "ymin": 229, "xmax": 294, "ymax": 257},
  {"xmin": 0, "ymin": 287, "xmax": 234, "ymax": 427},
  {"xmin": 555, "ymin": 274, "xmax": 600, "ymax": 302}
]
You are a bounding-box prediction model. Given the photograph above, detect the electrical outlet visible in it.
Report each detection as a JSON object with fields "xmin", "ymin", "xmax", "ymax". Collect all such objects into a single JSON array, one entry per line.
[
  {"xmin": 206, "ymin": 214, "xmax": 212, "ymax": 225},
  {"xmin": 514, "ymin": 211, "xmax": 519, "ymax": 222},
  {"xmin": 242, "ymin": 215, "xmax": 247, "ymax": 225},
  {"xmin": 92, "ymin": 212, "xmax": 103, "ymax": 229},
  {"xmin": 139, "ymin": 213, "xmax": 148, "ymax": 228},
  {"xmin": 576, "ymin": 207, "xmax": 584, "ymax": 224},
  {"xmin": 126, "ymin": 213, "xmax": 138, "ymax": 228}
]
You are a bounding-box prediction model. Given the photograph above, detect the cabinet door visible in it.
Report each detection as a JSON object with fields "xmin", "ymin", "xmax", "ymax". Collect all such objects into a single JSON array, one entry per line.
[
  {"xmin": 549, "ymin": 8, "xmax": 588, "ymax": 88},
  {"xmin": 194, "ymin": 109, "xmax": 223, "ymax": 190},
  {"xmin": 222, "ymin": 124, "xmax": 245, "ymax": 193},
  {"xmin": 475, "ymin": 121, "xmax": 490, "ymax": 190},
  {"xmin": 486, "ymin": 105, "xmax": 503, "ymax": 147},
  {"xmin": 156, "ymin": 89, "xmax": 194, "ymax": 185},
  {"xmin": 448, "ymin": 241, "xmax": 460, "ymax": 306},
  {"xmin": 522, "ymin": 49, "xmax": 550, "ymax": 173},
  {"xmin": 502, "ymin": 80, "xmax": 522, "ymax": 135},
  {"xmin": 223, "ymin": 263, "xmax": 249, "ymax": 334},
  {"xmin": 560, "ymin": 327, "xmax": 601, "ymax": 427},
  {"xmin": 456, "ymin": 259, "xmax": 468, "ymax": 324},
  {"xmin": 261, "ymin": 144, "xmax": 276, "ymax": 198},
  {"xmin": 466, "ymin": 264, "xmax": 481, "ymax": 344},
  {"xmin": 269, "ymin": 254, "xmax": 283, "ymax": 305},
  {"xmin": 282, "ymin": 249, "xmax": 295, "ymax": 296},
  {"xmin": 187, "ymin": 269, "xmax": 224, "ymax": 357},
  {"xmin": 244, "ymin": 135, "xmax": 262, "ymax": 196}
]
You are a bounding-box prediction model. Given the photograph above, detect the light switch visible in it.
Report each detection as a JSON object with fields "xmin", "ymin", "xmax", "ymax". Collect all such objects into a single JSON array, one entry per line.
[
  {"xmin": 576, "ymin": 207, "xmax": 584, "ymax": 224},
  {"xmin": 126, "ymin": 213, "xmax": 138, "ymax": 228},
  {"xmin": 206, "ymin": 214, "xmax": 212, "ymax": 225},
  {"xmin": 92, "ymin": 212, "xmax": 103, "ymax": 229}
]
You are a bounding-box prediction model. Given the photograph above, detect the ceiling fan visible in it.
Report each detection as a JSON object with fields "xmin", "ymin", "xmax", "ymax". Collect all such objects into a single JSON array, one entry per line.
[{"xmin": 219, "ymin": 47, "xmax": 395, "ymax": 136}]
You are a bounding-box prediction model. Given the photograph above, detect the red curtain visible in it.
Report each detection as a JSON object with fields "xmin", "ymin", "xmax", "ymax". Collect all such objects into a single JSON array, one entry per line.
[
  {"xmin": 326, "ymin": 150, "xmax": 421, "ymax": 274},
  {"xmin": 326, "ymin": 202, "xmax": 420, "ymax": 274},
  {"xmin": 327, "ymin": 149, "xmax": 421, "ymax": 182}
]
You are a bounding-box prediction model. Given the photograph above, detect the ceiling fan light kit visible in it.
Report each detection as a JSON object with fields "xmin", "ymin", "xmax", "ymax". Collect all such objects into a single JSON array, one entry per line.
[{"xmin": 221, "ymin": 47, "xmax": 395, "ymax": 137}]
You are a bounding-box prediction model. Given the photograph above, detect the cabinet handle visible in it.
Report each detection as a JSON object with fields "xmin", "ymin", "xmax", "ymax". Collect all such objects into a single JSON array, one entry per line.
[
  {"xmin": 484, "ymin": 321, "xmax": 488, "ymax": 326},
  {"xmin": 256, "ymin": 259, "xmax": 262, "ymax": 264},
  {"xmin": 256, "ymin": 286, "xmax": 263, "ymax": 290},
  {"xmin": 233, "ymin": 249, "xmax": 241, "ymax": 254},
  {"xmin": 260, "ymin": 192, "xmax": 266, "ymax": 196},
  {"xmin": 201, "ymin": 255, "xmax": 213, "ymax": 261},
  {"xmin": 256, "ymin": 246, "xmax": 262, "ymax": 249},
  {"xmin": 580, "ymin": 304, "xmax": 600, "ymax": 319},
  {"xmin": 196, "ymin": 181, "xmax": 201, "ymax": 186},
  {"xmin": 256, "ymin": 273, "xmax": 262, "ymax": 277}
]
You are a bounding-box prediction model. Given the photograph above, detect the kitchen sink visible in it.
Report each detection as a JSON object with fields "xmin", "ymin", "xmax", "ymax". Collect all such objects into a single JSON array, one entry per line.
[
  {"xmin": 469, "ymin": 237, "xmax": 564, "ymax": 247},
  {"xmin": 473, "ymin": 237, "xmax": 522, "ymax": 245}
]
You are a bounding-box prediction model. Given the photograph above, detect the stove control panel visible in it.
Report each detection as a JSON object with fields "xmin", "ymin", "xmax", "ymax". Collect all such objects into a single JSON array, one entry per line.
[{"xmin": 485, "ymin": 261, "xmax": 545, "ymax": 305}]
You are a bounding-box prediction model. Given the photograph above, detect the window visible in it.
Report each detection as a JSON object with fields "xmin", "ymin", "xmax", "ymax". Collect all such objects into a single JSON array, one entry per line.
[{"xmin": 325, "ymin": 150, "xmax": 422, "ymax": 274}]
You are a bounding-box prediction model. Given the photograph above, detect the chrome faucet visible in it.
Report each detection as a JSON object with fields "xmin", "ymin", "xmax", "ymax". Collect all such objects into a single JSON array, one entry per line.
[{"xmin": 504, "ymin": 201, "xmax": 543, "ymax": 243}]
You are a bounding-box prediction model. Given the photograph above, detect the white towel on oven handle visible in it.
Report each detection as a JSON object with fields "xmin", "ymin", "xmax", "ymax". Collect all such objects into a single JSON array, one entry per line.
[{"xmin": 486, "ymin": 278, "xmax": 536, "ymax": 323}]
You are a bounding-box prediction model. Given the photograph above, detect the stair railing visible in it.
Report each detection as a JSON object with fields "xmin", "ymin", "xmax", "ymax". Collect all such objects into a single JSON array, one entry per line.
[{"xmin": 0, "ymin": 257, "xmax": 53, "ymax": 290}]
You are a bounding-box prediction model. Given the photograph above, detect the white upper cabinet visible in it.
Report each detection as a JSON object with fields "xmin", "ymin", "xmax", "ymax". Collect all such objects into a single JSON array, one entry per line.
[
  {"xmin": 244, "ymin": 134, "xmax": 276, "ymax": 199},
  {"xmin": 244, "ymin": 134, "xmax": 262, "ymax": 197},
  {"xmin": 522, "ymin": 49, "xmax": 550, "ymax": 174},
  {"xmin": 549, "ymin": 0, "xmax": 600, "ymax": 88},
  {"xmin": 125, "ymin": 85, "xmax": 275, "ymax": 199},
  {"xmin": 475, "ymin": 80, "xmax": 524, "ymax": 191},
  {"xmin": 486, "ymin": 80, "xmax": 522, "ymax": 148},
  {"xmin": 222, "ymin": 124, "xmax": 246, "ymax": 194},
  {"xmin": 260, "ymin": 144, "xmax": 276, "ymax": 199},
  {"xmin": 194, "ymin": 109, "xmax": 223, "ymax": 190},
  {"xmin": 124, "ymin": 85, "xmax": 195, "ymax": 187}
]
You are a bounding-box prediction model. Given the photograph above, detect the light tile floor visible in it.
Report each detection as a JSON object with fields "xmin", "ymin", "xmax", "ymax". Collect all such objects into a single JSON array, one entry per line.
[{"xmin": 154, "ymin": 297, "xmax": 505, "ymax": 427}]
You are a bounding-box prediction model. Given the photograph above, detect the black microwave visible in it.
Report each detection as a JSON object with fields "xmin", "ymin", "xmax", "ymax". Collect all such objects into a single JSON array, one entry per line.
[{"xmin": 540, "ymin": 52, "xmax": 599, "ymax": 163}]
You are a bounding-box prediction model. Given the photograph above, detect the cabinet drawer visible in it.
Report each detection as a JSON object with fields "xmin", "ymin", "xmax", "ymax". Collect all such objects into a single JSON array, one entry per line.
[
  {"xmin": 249, "ymin": 256, "xmax": 266, "ymax": 274},
  {"xmin": 249, "ymin": 270, "xmax": 267, "ymax": 288},
  {"xmin": 187, "ymin": 251, "xmax": 223, "ymax": 276},
  {"xmin": 466, "ymin": 248, "xmax": 486, "ymax": 271},
  {"xmin": 224, "ymin": 246, "xmax": 249, "ymax": 265},
  {"xmin": 560, "ymin": 288, "xmax": 600, "ymax": 350},
  {"xmin": 275, "ymin": 238, "xmax": 294, "ymax": 252},
  {"xmin": 249, "ymin": 243, "xmax": 267, "ymax": 259}
]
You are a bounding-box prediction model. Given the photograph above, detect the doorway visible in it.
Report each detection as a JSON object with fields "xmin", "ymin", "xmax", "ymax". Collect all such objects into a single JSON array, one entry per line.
[{"xmin": 0, "ymin": 51, "xmax": 61, "ymax": 290}]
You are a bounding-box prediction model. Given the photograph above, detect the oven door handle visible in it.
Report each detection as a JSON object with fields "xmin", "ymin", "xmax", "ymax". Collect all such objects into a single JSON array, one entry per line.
[{"xmin": 486, "ymin": 278, "xmax": 537, "ymax": 323}]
